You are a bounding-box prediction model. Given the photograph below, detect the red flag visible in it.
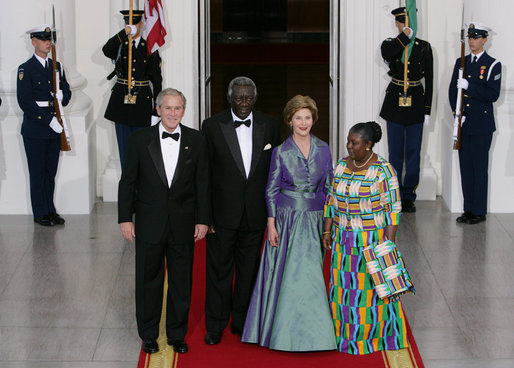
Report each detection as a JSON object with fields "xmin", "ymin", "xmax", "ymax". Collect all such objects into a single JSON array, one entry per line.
[{"xmin": 144, "ymin": 0, "xmax": 167, "ymax": 55}]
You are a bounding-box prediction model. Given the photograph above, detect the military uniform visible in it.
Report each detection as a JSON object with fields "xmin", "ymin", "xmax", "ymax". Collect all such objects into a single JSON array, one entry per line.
[
  {"xmin": 17, "ymin": 27, "xmax": 71, "ymax": 225},
  {"xmin": 449, "ymin": 29, "xmax": 501, "ymax": 221},
  {"xmin": 379, "ymin": 11, "xmax": 433, "ymax": 210},
  {"xmin": 103, "ymin": 21, "xmax": 162, "ymax": 166}
]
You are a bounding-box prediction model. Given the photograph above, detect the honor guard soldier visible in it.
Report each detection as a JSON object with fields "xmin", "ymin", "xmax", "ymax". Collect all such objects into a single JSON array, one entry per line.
[
  {"xmin": 103, "ymin": 9, "xmax": 163, "ymax": 167},
  {"xmin": 449, "ymin": 23, "xmax": 501, "ymax": 225},
  {"xmin": 379, "ymin": 7, "xmax": 433, "ymax": 213},
  {"xmin": 17, "ymin": 25, "xmax": 71, "ymax": 226}
]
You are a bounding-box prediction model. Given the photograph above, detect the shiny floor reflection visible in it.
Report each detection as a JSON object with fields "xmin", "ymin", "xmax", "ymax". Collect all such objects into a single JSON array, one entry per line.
[{"xmin": 0, "ymin": 199, "xmax": 512, "ymax": 367}]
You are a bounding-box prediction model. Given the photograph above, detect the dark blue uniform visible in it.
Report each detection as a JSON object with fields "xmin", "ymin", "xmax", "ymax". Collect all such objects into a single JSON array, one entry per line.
[
  {"xmin": 17, "ymin": 55, "xmax": 71, "ymax": 219},
  {"xmin": 380, "ymin": 32, "xmax": 433, "ymax": 205},
  {"xmin": 449, "ymin": 52, "xmax": 501, "ymax": 216}
]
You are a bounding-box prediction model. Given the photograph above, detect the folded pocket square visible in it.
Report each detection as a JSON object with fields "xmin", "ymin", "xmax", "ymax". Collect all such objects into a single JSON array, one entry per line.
[{"xmin": 263, "ymin": 143, "xmax": 272, "ymax": 151}]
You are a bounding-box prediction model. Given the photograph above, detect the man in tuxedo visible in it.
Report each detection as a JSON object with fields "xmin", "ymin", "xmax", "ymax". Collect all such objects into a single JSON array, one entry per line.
[
  {"xmin": 118, "ymin": 88, "xmax": 210, "ymax": 354},
  {"xmin": 202, "ymin": 76, "xmax": 280, "ymax": 345},
  {"xmin": 17, "ymin": 25, "xmax": 71, "ymax": 226}
]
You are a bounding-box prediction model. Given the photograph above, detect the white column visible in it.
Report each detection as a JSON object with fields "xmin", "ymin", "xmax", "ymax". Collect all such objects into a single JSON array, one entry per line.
[
  {"xmin": 0, "ymin": 0, "xmax": 95, "ymax": 214},
  {"xmin": 439, "ymin": 0, "xmax": 514, "ymax": 213}
]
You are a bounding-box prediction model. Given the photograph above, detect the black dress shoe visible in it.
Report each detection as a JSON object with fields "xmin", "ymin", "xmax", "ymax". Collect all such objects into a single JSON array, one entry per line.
[
  {"xmin": 50, "ymin": 213, "xmax": 65, "ymax": 225},
  {"xmin": 142, "ymin": 338, "xmax": 159, "ymax": 354},
  {"xmin": 466, "ymin": 214, "xmax": 486, "ymax": 225},
  {"xmin": 456, "ymin": 212, "xmax": 472, "ymax": 223},
  {"xmin": 402, "ymin": 201, "xmax": 416, "ymax": 213},
  {"xmin": 168, "ymin": 338, "xmax": 188, "ymax": 353},
  {"xmin": 230, "ymin": 325, "xmax": 242, "ymax": 335},
  {"xmin": 34, "ymin": 215, "xmax": 55, "ymax": 227},
  {"xmin": 204, "ymin": 331, "xmax": 222, "ymax": 345}
]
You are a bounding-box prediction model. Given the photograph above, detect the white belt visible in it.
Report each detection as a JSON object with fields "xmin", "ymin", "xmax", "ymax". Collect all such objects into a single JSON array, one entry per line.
[{"xmin": 36, "ymin": 101, "xmax": 53, "ymax": 107}]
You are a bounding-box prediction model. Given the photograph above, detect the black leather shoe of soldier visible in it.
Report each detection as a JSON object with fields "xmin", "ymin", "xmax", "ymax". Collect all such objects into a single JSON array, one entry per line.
[
  {"xmin": 466, "ymin": 214, "xmax": 486, "ymax": 225},
  {"xmin": 402, "ymin": 201, "xmax": 416, "ymax": 213},
  {"xmin": 34, "ymin": 215, "xmax": 55, "ymax": 227},
  {"xmin": 456, "ymin": 212, "xmax": 472, "ymax": 223},
  {"xmin": 50, "ymin": 213, "xmax": 65, "ymax": 225}
]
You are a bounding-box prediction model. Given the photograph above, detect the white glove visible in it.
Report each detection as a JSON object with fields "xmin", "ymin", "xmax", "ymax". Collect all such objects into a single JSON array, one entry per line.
[
  {"xmin": 457, "ymin": 78, "xmax": 469, "ymax": 90},
  {"xmin": 423, "ymin": 114, "xmax": 430, "ymax": 127},
  {"xmin": 461, "ymin": 116, "xmax": 466, "ymax": 126},
  {"xmin": 49, "ymin": 117, "xmax": 63, "ymax": 133},
  {"xmin": 403, "ymin": 26, "xmax": 414, "ymax": 39},
  {"xmin": 52, "ymin": 90, "xmax": 63, "ymax": 102},
  {"xmin": 151, "ymin": 115, "xmax": 160, "ymax": 126},
  {"xmin": 125, "ymin": 25, "xmax": 137, "ymax": 36}
]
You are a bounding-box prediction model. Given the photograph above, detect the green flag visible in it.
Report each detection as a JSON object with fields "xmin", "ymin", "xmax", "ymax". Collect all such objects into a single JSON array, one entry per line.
[{"xmin": 402, "ymin": 0, "xmax": 417, "ymax": 62}]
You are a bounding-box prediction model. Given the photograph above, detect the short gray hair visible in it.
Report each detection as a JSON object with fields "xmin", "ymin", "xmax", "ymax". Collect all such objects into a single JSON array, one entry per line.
[
  {"xmin": 156, "ymin": 88, "xmax": 187, "ymax": 108},
  {"xmin": 227, "ymin": 76, "xmax": 257, "ymax": 99}
]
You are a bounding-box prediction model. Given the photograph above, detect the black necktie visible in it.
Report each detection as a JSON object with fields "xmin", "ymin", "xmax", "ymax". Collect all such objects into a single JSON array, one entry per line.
[
  {"xmin": 162, "ymin": 131, "xmax": 180, "ymax": 141},
  {"xmin": 234, "ymin": 119, "xmax": 251, "ymax": 128},
  {"xmin": 45, "ymin": 60, "xmax": 49, "ymax": 70},
  {"xmin": 473, "ymin": 55, "xmax": 477, "ymax": 63}
]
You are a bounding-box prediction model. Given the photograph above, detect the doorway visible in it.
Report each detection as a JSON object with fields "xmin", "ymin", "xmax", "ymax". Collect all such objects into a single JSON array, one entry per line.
[{"xmin": 206, "ymin": 0, "xmax": 330, "ymax": 142}]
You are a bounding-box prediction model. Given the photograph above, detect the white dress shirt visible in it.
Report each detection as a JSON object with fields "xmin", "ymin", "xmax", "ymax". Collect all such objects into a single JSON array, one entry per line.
[
  {"xmin": 231, "ymin": 110, "xmax": 253, "ymax": 178},
  {"xmin": 34, "ymin": 53, "xmax": 49, "ymax": 68},
  {"xmin": 471, "ymin": 50, "xmax": 485, "ymax": 62},
  {"xmin": 159, "ymin": 123, "xmax": 181, "ymax": 187}
]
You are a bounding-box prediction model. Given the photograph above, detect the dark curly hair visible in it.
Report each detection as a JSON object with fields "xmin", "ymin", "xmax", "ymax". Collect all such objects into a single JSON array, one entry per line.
[{"xmin": 349, "ymin": 121, "xmax": 382, "ymax": 148}]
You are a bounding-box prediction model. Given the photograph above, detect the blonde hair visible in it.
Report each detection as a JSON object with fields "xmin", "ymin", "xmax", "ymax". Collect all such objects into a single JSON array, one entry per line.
[{"xmin": 283, "ymin": 95, "xmax": 318, "ymax": 126}]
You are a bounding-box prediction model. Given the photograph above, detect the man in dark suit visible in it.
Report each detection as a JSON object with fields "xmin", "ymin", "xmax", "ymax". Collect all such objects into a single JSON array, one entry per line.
[
  {"xmin": 380, "ymin": 7, "xmax": 433, "ymax": 213},
  {"xmin": 118, "ymin": 88, "xmax": 210, "ymax": 354},
  {"xmin": 17, "ymin": 25, "xmax": 71, "ymax": 226},
  {"xmin": 202, "ymin": 76, "xmax": 280, "ymax": 345},
  {"xmin": 103, "ymin": 10, "xmax": 162, "ymax": 167},
  {"xmin": 449, "ymin": 22, "xmax": 501, "ymax": 225}
]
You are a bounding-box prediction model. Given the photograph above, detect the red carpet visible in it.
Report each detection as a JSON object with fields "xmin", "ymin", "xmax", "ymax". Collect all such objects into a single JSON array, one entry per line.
[{"xmin": 138, "ymin": 239, "xmax": 424, "ymax": 368}]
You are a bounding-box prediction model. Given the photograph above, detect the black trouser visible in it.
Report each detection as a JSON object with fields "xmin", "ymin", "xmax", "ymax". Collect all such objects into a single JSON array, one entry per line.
[
  {"xmin": 205, "ymin": 213, "xmax": 264, "ymax": 333},
  {"xmin": 135, "ymin": 222, "xmax": 194, "ymax": 340}
]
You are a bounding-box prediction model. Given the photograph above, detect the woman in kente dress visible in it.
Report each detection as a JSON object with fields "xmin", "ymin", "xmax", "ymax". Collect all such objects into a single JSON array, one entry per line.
[
  {"xmin": 322, "ymin": 121, "xmax": 414, "ymax": 355},
  {"xmin": 242, "ymin": 95, "xmax": 336, "ymax": 351}
]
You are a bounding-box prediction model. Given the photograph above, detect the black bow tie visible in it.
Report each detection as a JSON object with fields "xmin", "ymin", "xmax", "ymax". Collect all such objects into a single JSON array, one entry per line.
[
  {"xmin": 162, "ymin": 131, "xmax": 180, "ymax": 141},
  {"xmin": 234, "ymin": 119, "xmax": 251, "ymax": 128}
]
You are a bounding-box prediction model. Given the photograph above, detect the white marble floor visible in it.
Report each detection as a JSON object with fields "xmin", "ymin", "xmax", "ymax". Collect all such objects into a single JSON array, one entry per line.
[{"xmin": 0, "ymin": 199, "xmax": 512, "ymax": 367}]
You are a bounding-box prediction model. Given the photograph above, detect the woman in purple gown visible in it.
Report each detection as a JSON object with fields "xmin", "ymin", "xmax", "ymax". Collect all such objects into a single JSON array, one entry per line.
[{"xmin": 241, "ymin": 95, "xmax": 336, "ymax": 351}]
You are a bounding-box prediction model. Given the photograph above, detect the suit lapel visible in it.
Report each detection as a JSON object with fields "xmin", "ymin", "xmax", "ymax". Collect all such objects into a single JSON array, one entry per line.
[
  {"xmin": 220, "ymin": 117, "xmax": 246, "ymax": 178},
  {"xmin": 148, "ymin": 126, "xmax": 168, "ymax": 188},
  {"xmin": 248, "ymin": 118, "xmax": 265, "ymax": 178}
]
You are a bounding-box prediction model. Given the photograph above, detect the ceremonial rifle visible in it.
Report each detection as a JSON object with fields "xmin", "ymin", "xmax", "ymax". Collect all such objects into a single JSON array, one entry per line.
[
  {"xmin": 399, "ymin": 6, "xmax": 411, "ymax": 107},
  {"xmin": 453, "ymin": 8, "xmax": 466, "ymax": 150},
  {"xmin": 51, "ymin": 5, "xmax": 71, "ymax": 151},
  {"xmin": 124, "ymin": 0, "xmax": 137, "ymax": 104}
]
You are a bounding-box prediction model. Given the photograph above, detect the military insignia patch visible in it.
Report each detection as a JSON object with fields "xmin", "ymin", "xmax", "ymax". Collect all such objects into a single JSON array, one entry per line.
[{"xmin": 18, "ymin": 70, "xmax": 24, "ymax": 80}]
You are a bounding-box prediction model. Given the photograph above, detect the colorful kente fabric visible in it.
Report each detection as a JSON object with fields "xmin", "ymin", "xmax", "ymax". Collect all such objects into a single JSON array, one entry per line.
[
  {"xmin": 363, "ymin": 240, "xmax": 414, "ymax": 299},
  {"xmin": 324, "ymin": 156, "xmax": 409, "ymax": 354}
]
